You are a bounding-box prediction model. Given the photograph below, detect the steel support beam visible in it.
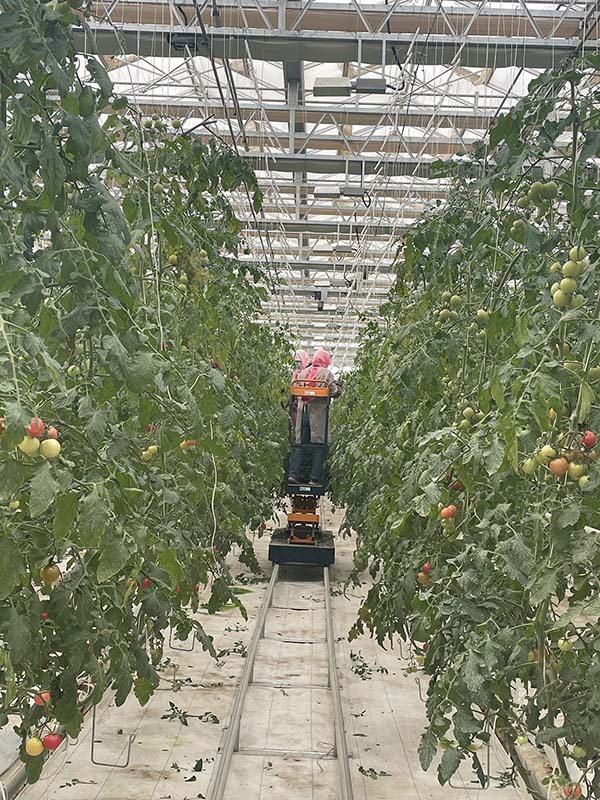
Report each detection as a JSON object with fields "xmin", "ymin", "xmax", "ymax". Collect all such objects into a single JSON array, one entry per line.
[
  {"xmin": 88, "ymin": 0, "xmax": 587, "ymax": 44},
  {"xmin": 74, "ymin": 23, "xmax": 588, "ymax": 69},
  {"xmin": 242, "ymin": 151, "xmax": 430, "ymax": 176},
  {"xmin": 128, "ymin": 98, "xmax": 499, "ymax": 130},
  {"xmin": 242, "ymin": 216, "xmax": 411, "ymax": 234}
]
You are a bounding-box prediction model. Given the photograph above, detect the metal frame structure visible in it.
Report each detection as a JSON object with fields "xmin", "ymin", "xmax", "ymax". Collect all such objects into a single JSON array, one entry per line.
[{"xmin": 78, "ymin": 0, "xmax": 600, "ymax": 369}]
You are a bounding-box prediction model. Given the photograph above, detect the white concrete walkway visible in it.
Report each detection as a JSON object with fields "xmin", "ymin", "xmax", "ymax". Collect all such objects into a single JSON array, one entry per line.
[{"xmin": 17, "ymin": 504, "xmax": 526, "ymax": 800}]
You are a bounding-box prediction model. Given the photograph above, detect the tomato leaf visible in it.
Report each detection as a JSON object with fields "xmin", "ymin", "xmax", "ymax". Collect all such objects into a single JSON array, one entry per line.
[
  {"xmin": 0, "ymin": 536, "xmax": 24, "ymax": 599},
  {"xmin": 97, "ymin": 536, "xmax": 129, "ymax": 582},
  {"xmin": 133, "ymin": 676, "xmax": 154, "ymax": 706},
  {"xmin": 78, "ymin": 487, "xmax": 108, "ymax": 546},
  {"xmin": 418, "ymin": 729, "xmax": 437, "ymax": 771},
  {"xmin": 555, "ymin": 504, "xmax": 580, "ymax": 529},
  {"xmin": 53, "ymin": 492, "xmax": 78, "ymax": 539},
  {"xmin": 438, "ymin": 747, "xmax": 463, "ymax": 785},
  {"xmin": 29, "ymin": 463, "xmax": 58, "ymax": 518},
  {"xmin": 485, "ymin": 440, "xmax": 505, "ymax": 476}
]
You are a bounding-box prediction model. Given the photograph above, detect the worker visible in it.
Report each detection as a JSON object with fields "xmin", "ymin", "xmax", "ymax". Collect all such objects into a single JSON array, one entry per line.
[
  {"xmin": 289, "ymin": 349, "xmax": 311, "ymax": 431},
  {"xmin": 288, "ymin": 349, "xmax": 341, "ymax": 486}
]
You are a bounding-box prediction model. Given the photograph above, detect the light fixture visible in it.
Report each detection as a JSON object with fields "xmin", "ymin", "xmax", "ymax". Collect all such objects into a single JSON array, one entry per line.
[
  {"xmin": 313, "ymin": 77, "xmax": 352, "ymax": 97},
  {"xmin": 313, "ymin": 77, "xmax": 387, "ymax": 97},
  {"xmin": 315, "ymin": 185, "xmax": 341, "ymax": 199},
  {"xmin": 340, "ymin": 186, "xmax": 367, "ymax": 198}
]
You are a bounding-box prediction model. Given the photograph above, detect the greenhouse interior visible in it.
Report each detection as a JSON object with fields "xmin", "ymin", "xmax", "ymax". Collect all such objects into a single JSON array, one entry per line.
[{"xmin": 1, "ymin": 0, "xmax": 600, "ymax": 798}]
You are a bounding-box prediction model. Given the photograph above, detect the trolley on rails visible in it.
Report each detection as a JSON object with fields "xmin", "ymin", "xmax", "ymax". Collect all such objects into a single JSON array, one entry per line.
[{"xmin": 269, "ymin": 378, "xmax": 335, "ymax": 566}]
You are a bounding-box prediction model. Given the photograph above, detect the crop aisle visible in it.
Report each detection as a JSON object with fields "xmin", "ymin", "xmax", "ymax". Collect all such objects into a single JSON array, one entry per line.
[{"xmin": 16, "ymin": 506, "xmax": 525, "ymax": 800}]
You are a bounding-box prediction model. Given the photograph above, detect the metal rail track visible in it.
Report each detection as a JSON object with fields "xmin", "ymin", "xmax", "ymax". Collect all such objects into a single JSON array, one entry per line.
[{"xmin": 207, "ymin": 563, "xmax": 354, "ymax": 800}]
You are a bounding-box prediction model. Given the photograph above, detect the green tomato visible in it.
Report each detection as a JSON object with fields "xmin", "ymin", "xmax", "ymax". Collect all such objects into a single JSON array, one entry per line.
[
  {"xmin": 476, "ymin": 309, "xmax": 488, "ymax": 324},
  {"xmin": 562, "ymin": 260, "xmax": 580, "ymax": 278},
  {"xmin": 569, "ymin": 245, "xmax": 587, "ymax": 261},
  {"xmin": 560, "ymin": 277, "xmax": 577, "ymax": 294},
  {"xmin": 549, "ymin": 261, "xmax": 561, "ymax": 273},
  {"xmin": 572, "ymin": 745, "xmax": 587, "ymax": 759},
  {"xmin": 542, "ymin": 181, "xmax": 558, "ymax": 199},
  {"xmin": 570, "ymin": 294, "xmax": 585, "ymax": 309},
  {"xmin": 588, "ymin": 366, "xmax": 600, "ymax": 380},
  {"xmin": 439, "ymin": 309, "xmax": 451, "ymax": 322},
  {"xmin": 552, "ymin": 290, "xmax": 570, "ymax": 308},
  {"xmin": 462, "ymin": 407, "xmax": 474, "ymax": 420},
  {"xmin": 550, "ymin": 282, "xmax": 560, "ymax": 296},
  {"xmin": 557, "ymin": 638, "xmax": 573, "ymax": 652},
  {"xmin": 568, "ymin": 462, "xmax": 586, "ymax": 480},
  {"xmin": 441, "ymin": 290, "xmax": 452, "ymax": 303},
  {"xmin": 522, "ymin": 458, "xmax": 538, "ymax": 476}
]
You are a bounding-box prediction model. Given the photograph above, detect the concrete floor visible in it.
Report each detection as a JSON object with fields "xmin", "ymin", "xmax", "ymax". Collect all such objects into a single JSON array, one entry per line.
[{"xmin": 18, "ymin": 504, "xmax": 526, "ymax": 800}]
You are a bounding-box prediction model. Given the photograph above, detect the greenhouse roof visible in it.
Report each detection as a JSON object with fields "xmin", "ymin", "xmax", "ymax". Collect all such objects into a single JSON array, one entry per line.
[{"xmin": 80, "ymin": 0, "xmax": 599, "ymax": 368}]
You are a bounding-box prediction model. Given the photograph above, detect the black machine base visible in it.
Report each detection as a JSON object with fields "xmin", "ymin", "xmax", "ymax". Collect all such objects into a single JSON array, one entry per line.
[
  {"xmin": 268, "ymin": 528, "xmax": 335, "ymax": 566},
  {"xmin": 284, "ymin": 480, "xmax": 325, "ymax": 498}
]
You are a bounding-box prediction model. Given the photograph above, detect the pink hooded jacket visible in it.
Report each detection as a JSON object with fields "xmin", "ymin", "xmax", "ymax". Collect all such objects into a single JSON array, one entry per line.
[{"xmin": 294, "ymin": 349, "xmax": 341, "ymax": 444}]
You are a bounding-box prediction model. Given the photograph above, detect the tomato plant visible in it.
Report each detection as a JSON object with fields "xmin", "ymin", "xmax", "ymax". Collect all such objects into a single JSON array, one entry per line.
[
  {"xmin": 0, "ymin": 0, "xmax": 289, "ymax": 782},
  {"xmin": 331, "ymin": 62, "xmax": 600, "ymax": 798}
]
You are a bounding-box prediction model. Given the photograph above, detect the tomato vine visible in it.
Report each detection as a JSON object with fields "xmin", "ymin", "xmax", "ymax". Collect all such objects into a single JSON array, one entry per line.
[
  {"xmin": 331, "ymin": 59, "xmax": 600, "ymax": 799},
  {"xmin": 0, "ymin": 0, "xmax": 288, "ymax": 781}
]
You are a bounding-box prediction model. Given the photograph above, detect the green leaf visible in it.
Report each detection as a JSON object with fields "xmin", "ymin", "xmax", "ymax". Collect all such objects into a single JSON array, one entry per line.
[
  {"xmin": 555, "ymin": 504, "xmax": 580, "ymax": 529},
  {"xmin": 133, "ymin": 676, "xmax": 154, "ymax": 706},
  {"xmin": 209, "ymin": 368, "xmax": 226, "ymax": 392},
  {"xmin": 78, "ymin": 487, "xmax": 108, "ymax": 547},
  {"xmin": 0, "ymin": 537, "xmax": 24, "ymax": 599},
  {"xmin": 485, "ymin": 440, "xmax": 504, "ymax": 476},
  {"xmin": 4, "ymin": 608, "xmax": 30, "ymax": 664},
  {"xmin": 39, "ymin": 137, "xmax": 66, "ymax": 198},
  {"xmin": 158, "ymin": 548, "xmax": 182, "ymax": 585},
  {"xmin": 97, "ymin": 537, "xmax": 129, "ymax": 582},
  {"xmin": 84, "ymin": 408, "xmax": 108, "ymax": 446},
  {"xmin": 528, "ymin": 566, "xmax": 559, "ymax": 606},
  {"xmin": 418, "ymin": 729, "xmax": 437, "ymax": 771},
  {"xmin": 87, "ymin": 57, "xmax": 113, "ymax": 99},
  {"xmin": 29, "ymin": 463, "xmax": 58, "ymax": 517},
  {"xmin": 490, "ymin": 371, "xmax": 505, "ymax": 409},
  {"xmin": 438, "ymin": 747, "xmax": 463, "ymax": 785},
  {"xmin": 53, "ymin": 492, "xmax": 78, "ymax": 539}
]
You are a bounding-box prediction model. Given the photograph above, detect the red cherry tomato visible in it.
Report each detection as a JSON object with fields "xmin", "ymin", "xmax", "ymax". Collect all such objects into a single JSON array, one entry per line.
[
  {"xmin": 26, "ymin": 417, "xmax": 45, "ymax": 438},
  {"xmin": 423, "ymin": 642, "xmax": 430, "ymax": 652},
  {"xmin": 581, "ymin": 430, "xmax": 596, "ymax": 448},
  {"xmin": 33, "ymin": 691, "xmax": 51, "ymax": 706},
  {"xmin": 0, "ymin": 417, "xmax": 5, "ymax": 434},
  {"xmin": 175, "ymin": 586, "xmax": 181, "ymax": 594},
  {"xmin": 46, "ymin": 427, "xmax": 59, "ymax": 440},
  {"xmin": 142, "ymin": 577, "xmax": 151, "ymax": 589},
  {"xmin": 194, "ymin": 584, "xmax": 200, "ymax": 593},
  {"xmin": 451, "ymin": 480, "xmax": 463, "ymax": 491},
  {"xmin": 42, "ymin": 734, "xmax": 62, "ymax": 751},
  {"xmin": 440, "ymin": 505, "xmax": 457, "ymax": 520},
  {"xmin": 41, "ymin": 612, "xmax": 49, "ymax": 621},
  {"xmin": 422, "ymin": 562, "xmax": 431, "ymax": 575}
]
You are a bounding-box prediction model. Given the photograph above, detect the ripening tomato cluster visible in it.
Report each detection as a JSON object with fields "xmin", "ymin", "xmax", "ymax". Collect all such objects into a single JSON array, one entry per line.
[
  {"xmin": 522, "ymin": 430, "xmax": 597, "ymax": 488},
  {"xmin": 25, "ymin": 692, "xmax": 63, "ymax": 758},
  {"xmin": 13, "ymin": 417, "xmax": 61, "ymax": 460}
]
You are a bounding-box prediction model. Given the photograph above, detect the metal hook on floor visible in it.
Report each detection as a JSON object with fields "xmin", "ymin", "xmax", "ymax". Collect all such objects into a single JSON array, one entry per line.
[
  {"xmin": 0, "ymin": 779, "xmax": 8, "ymax": 800},
  {"xmin": 168, "ymin": 624, "xmax": 196, "ymax": 652},
  {"xmin": 448, "ymin": 715, "xmax": 495, "ymax": 791},
  {"xmin": 156, "ymin": 661, "xmax": 180, "ymax": 691},
  {"xmin": 90, "ymin": 705, "xmax": 135, "ymax": 768},
  {"xmin": 415, "ymin": 676, "xmax": 426, "ymax": 703}
]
